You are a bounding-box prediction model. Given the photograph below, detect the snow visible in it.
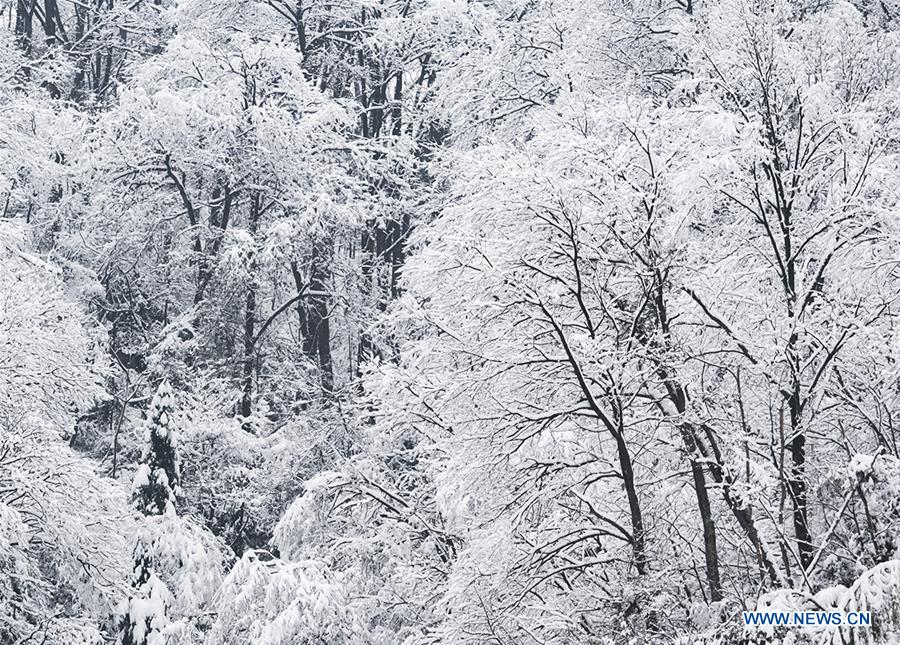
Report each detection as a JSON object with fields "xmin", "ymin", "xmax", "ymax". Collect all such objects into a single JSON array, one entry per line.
[{"xmin": 4, "ymin": 1, "xmax": 900, "ymax": 644}]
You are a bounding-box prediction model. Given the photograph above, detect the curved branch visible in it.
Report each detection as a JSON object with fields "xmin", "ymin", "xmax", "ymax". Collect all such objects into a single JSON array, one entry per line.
[{"xmin": 251, "ymin": 284, "xmax": 310, "ymax": 348}]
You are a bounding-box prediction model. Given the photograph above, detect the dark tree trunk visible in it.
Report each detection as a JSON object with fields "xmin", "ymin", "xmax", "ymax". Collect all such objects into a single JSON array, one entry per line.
[
  {"xmin": 294, "ymin": 1, "xmax": 307, "ymax": 56},
  {"xmin": 43, "ymin": 0, "xmax": 58, "ymax": 40},
  {"xmin": 691, "ymin": 421, "xmax": 781, "ymax": 586},
  {"xmin": 667, "ymin": 383, "xmax": 723, "ymax": 601},
  {"xmin": 650, "ymin": 271, "xmax": 723, "ymax": 600},
  {"xmin": 788, "ymin": 390, "xmax": 813, "ymax": 569},
  {"xmin": 15, "ymin": 0, "xmax": 34, "ymax": 63},
  {"xmin": 240, "ymin": 193, "xmax": 261, "ymax": 430},
  {"xmin": 614, "ymin": 429, "xmax": 648, "ymax": 576},
  {"xmin": 70, "ymin": 7, "xmax": 86, "ymax": 100},
  {"xmin": 292, "ymin": 245, "xmax": 333, "ymax": 392},
  {"xmin": 691, "ymin": 459, "xmax": 722, "ymax": 601},
  {"xmin": 782, "ymin": 195, "xmax": 812, "ymax": 569}
]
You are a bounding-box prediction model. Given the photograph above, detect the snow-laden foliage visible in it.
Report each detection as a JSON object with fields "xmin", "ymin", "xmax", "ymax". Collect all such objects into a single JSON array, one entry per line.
[
  {"xmin": 2, "ymin": 0, "xmax": 900, "ymax": 643},
  {"xmin": 118, "ymin": 512, "xmax": 230, "ymax": 645},
  {"xmin": 132, "ymin": 381, "xmax": 181, "ymax": 516},
  {"xmin": 209, "ymin": 551, "xmax": 359, "ymax": 644},
  {"xmin": 292, "ymin": 1, "xmax": 900, "ymax": 643},
  {"xmin": 0, "ymin": 220, "xmax": 130, "ymax": 643},
  {"xmin": 120, "ymin": 377, "xmax": 230, "ymax": 645}
]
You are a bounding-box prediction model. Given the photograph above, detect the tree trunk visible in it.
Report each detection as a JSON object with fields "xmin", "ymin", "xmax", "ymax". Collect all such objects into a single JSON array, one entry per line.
[
  {"xmin": 614, "ymin": 429, "xmax": 648, "ymax": 576},
  {"xmin": 43, "ymin": 0, "xmax": 58, "ymax": 40},
  {"xmin": 667, "ymin": 384, "xmax": 722, "ymax": 601},
  {"xmin": 690, "ymin": 459, "xmax": 722, "ymax": 601},
  {"xmin": 15, "ymin": 0, "xmax": 34, "ymax": 60},
  {"xmin": 651, "ymin": 272, "xmax": 722, "ymax": 600},
  {"xmin": 691, "ymin": 421, "xmax": 781, "ymax": 586},
  {"xmin": 788, "ymin": 389, "xmax": 813, "ymax": 569},
  {"xmin": 292, "ymin": 245, "xmax": 333, "ymax": 393},
  {"xmin": 240, "ymin": 193, "xmax": 260, "ymax": 430}
]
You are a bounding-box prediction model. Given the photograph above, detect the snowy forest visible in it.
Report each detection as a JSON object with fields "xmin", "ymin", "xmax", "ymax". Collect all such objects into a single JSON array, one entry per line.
[{"xmin": 2, "ymin": 0, "xmax": 900, "ymax": 643}]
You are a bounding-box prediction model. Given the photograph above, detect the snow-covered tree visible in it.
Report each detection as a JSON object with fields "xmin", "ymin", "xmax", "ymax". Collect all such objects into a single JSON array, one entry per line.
[
  {"xmin": 118, "ymin": 382, "xmax": 179, "ymax": 645},
  {"xmin": 132, "ymin": 381, "xmax": 180, "ymax": 517},
  {"xmin": 4, "ymin": 0, "xmax": 900, "ymax": 643},
  {"xmin": 120, "ymin": 380, "xmax": 228, "ymax": 644},
  {"xmin": 287, "ymin": 1, "xmax": 900, "ymax": 642},
  {"xmin": 0, "ymin": 219, "xmax": 130, "ymax": 644}
]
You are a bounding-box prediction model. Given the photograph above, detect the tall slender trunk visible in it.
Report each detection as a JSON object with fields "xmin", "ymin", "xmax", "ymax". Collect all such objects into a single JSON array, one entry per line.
[
  {"xmin": 760, "ymin": 87, "xmax": 812, "ymax": 569},
  {"xmin": 292, "ymin": 245, "xmax": 333, "ymax": 393},
  {"xmin": 691, "ymin": 459, "xmax": 722, "ymax": 601},
  {"xmin": 240, "ymin": 192, "xmax": 260, "ymax": 429},
  {"xmin": 357, "ymin": 225, "xmax": 378, "ymax": 372},
  {"xmin": 614, "ymin": 429, "xmax": 648, "ymax": 575},
  {"xmin": 788, "ymin": 372, "xmax": 812, "ymax": 568},
  {"xmin": 70, "ymin": 7, "xmax": 86, "ymax": 100},
  {"xmin": 651, "ymin": 272, "xmax": 722, "ymax": 600},
  {"xmin": 666, "ymin": 383, "xmax": 723, "ymax": 601},
  {"xmin": 692, "ymin": 420, "xmax": 781, "ymax": 585},
  {"xmin": 15, "ymin": 0, "xmax": 34, "ymax": 63},
  {"xmin": 240, "ymin": 284, "xmax": 256, "ymax": 424},
  {"xmin": 548, "ymin": 306, "xmax": 649, "ymax": 577},
  {"xmin": 785, "ymin": 244, "xmax": 811, "ymax": 569},
  {"xmin": 43, "ymin": 0, "xmax": 58, "ymax": 40},
  {"xmin": 294, "ymin": 1, "xmax": 307, "ymax": 56}
]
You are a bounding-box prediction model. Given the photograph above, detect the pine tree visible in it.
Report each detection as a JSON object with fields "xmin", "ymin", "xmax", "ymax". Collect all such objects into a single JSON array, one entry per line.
[
  {"xmin": 117, "ymin": 542, "xmax": 169, "ymax": 645},
  {"xmin": 119, "ymin": 381, "xmax": 180, "ymax": 645},
  {"xmin": 132, "ymin": 380, "xmax": 180, "ymax": 517}
]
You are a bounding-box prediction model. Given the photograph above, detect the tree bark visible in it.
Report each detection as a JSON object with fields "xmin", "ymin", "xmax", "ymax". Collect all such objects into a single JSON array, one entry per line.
[
  {"xmin": 665, "ymin": 382, "xmax": 723, "ymax": 601},
  {"xmin": 291, "ymin": 247, "xmax": 333, "ymax": 393},
  {"xmin": 15, "ymin": 0, "xmax": 34, "ymax": 61},
  {"xmin": 240, "ymin": 192, "xmax": 261, "ymax": 429}
]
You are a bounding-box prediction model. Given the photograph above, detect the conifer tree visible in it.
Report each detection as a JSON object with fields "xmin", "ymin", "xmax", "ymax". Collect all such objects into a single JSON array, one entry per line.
[
  {"xmin": 119, "ymin": 381, "xmax": 180, "ymax": 645},
  {"xmin": 117, "ymin": 554, "xmax": 169, "ymax": 645},
  {"xmin": 132, "ymin": 381, "xmax": 180, "ymax": 517}
]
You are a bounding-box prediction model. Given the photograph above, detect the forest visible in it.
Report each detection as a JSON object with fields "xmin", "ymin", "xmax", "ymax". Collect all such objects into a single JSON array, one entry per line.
[{"xmin": 1, "ymin": 0, "xmax": 900, "ymax": 643}]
